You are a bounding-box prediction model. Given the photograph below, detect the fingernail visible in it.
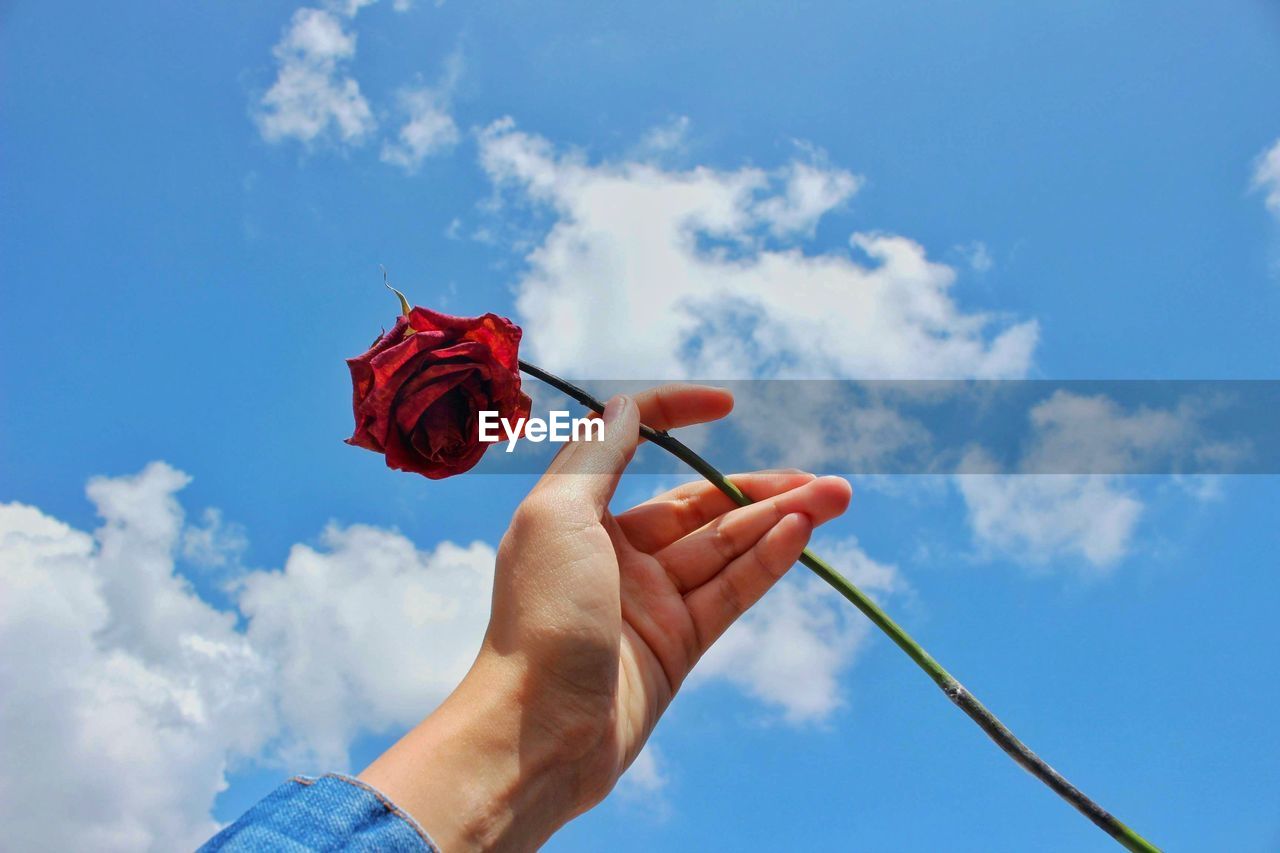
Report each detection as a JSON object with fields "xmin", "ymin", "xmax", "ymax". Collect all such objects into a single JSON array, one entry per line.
[{"xmin": 603, "ymin": 394, "xmax": 630, "ymax": 425}]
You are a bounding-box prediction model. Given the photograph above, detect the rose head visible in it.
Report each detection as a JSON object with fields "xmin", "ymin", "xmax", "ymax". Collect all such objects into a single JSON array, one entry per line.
[{"xmin": 346, "ymin": 306, "xmax": 532, "ymax": 479}]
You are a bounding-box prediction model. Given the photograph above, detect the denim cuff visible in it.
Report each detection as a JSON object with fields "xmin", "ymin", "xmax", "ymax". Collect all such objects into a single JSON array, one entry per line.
[{"xmin": 199, "ymin": 772, "xmax": 440, "ymax": 852}]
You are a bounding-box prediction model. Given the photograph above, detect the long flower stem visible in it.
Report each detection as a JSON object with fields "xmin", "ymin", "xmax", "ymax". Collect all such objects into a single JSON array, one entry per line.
[{"xmin": 518, "ymin": 360, "xmax": 1159, "ymax": 853}]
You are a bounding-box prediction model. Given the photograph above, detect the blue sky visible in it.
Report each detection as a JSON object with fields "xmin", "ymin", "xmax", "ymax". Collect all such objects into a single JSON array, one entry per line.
[{"xmin": 2, "ymin": 1, "xmax": 1279, "ymax": 850}]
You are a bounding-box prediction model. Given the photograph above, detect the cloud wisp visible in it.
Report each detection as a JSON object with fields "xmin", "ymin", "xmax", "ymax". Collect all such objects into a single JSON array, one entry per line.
[
  {"xmin": 1252, "ymin": 138, "xmax": 1280, "ymax": 216},
  {"xmin": 380, "ymin": 53, "xmax": 463, "ymax": 172},
  {"xmin": 256, "ymin": 7, "xmax": 376, "ymax": 146}
]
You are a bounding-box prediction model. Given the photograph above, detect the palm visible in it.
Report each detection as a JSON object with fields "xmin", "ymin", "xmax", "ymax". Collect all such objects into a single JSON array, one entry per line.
[
  {"xmin": 592, "ymin": 473, "xmax": 849, "ymax": 780},
  {"xmin": 486, "ymin": 387, "xmax": 849, "ymax": 806}
]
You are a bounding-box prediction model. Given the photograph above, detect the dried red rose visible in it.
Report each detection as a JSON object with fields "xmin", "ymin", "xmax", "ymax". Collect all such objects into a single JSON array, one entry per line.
[{"xmin": 346, "ymin": 306, "xmax": 532, "ymax": 479}]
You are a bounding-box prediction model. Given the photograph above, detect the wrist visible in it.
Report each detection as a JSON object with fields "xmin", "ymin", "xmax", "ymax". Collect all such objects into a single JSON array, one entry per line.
[{"xmin": 359, "ymin": 654, "xmax": 601, "ymax": 851}]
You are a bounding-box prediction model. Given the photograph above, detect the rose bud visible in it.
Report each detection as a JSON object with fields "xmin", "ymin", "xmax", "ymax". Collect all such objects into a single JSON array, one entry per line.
[{"xmin": 346, "ymin": 303, "xmax": 532, "ymax": 479}]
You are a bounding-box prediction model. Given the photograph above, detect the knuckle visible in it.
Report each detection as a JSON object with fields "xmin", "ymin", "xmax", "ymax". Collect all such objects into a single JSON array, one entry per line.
[
  {"xmin": 748, "ymin": 541, "xmax": 777, "ymax": 580},
  {"xmin": 602, "ymin": 442, "xmax": 630, "ymax": 473},
  {"xmin": 654, "ymin": 388, "xmax": 679, "ymax": 429},
  {"xmin": 674, "ymin": 493, "xmax": 702, "ymax": 529},
  {"xmin": 710, "ymin": 522, "xmax": 739, "ymax": 564},
  {"xmin": 766, "ymin": 498, "xmax": 785, "ymax": 528},
  {"xmin": 716, "ymin": 572, "xmax": 746, "ymax": 617}
]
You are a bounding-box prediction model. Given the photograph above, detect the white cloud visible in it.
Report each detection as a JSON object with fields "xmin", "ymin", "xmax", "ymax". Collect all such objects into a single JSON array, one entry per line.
[
  {"xmin": 182, "ymin": 507, "xmax": 248, "ymax": 568},
  {"xmin": 692, "ymin": 537, "xmax": 900, "ymax": 723},
  {"xmin": 956, "ymin": 464, "xmax": 1143, "ymax": 571},
  {"xmin": 326, "ymin": 0, "xmax": 416, "ymax": 18},
  {"xmin": 332, "ymin": 0, "xmax": 378, "ymax": 15},
  {"xmin": 1252, "ymin": 138, "xmax": 1280, "ymax": 215},
  {"xmin": 239, "ymin": 527, "xmax": 495, "ymax": 768},
  {"xmin": 1171, "ymin": 474, "xmax": 1225, "ymax": 503},
  {"xmin": 380, "ymin": 53, "xmax": 462, "ymax": 172},
  {"xmin": 637, "ymin": 115, "xmax": 691, "ymax": 156},
  {"xmin": 256, "ymin": 8, "xmax": 375, "ymax": 146},
  {"xmin": 814, "ymin": 535, "xmax": 907, "ymax": 597},
  {"xmin": 380, "ymin": 86, "xmax": 459, "ymax": 171},
  {"xmin": 958, "ymin": 240, "xmax": 993, "ymax": 273},
  {"xmin": 0, "ymin": 464, "xmax": 273, "ymax": 852},
  {"xmin": 1022, "ymin": 390, "xmax": 1202, "ymax": 474},
  {"xmin": 0, "ymin": 463, "xmax": 494, "ymax": 849},
  {"xmin": 618, "ymin": 742, "xmax": 667, "ymax": 797},
  {"xmin": 729, "ymin": 382, "xmax": 933, "ymax": 473},
  {"xmin": 754, "ymin": 156, "xmax": 861, "ymax": 238},
  {"xmin": 477, "ymin": 118, "xmax": 1038, "ymax": 380},
  {"xmin": 954, "ymin": 391, "xmax": 1218, "ymax": 570}
]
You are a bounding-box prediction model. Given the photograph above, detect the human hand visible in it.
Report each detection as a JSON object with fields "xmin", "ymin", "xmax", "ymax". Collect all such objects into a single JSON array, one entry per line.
[{"xmin": 360, "ymin": 386, "xmax": 852, "ymax": 851}]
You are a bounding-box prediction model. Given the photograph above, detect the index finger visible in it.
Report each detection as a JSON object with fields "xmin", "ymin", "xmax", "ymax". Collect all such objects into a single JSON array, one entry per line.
[
  {"xmin": 631, "ymin": 383, "xmax": 734, "ymax": 433},
  {"xmin": 616, "ymin": 470, "xmax": 816, "ymax": 553}
]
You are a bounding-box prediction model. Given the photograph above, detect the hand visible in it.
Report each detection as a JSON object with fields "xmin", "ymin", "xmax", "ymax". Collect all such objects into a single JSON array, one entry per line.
[{"xmin": 360, "ymin": 386, "xmax": 852, "ymax": 851}]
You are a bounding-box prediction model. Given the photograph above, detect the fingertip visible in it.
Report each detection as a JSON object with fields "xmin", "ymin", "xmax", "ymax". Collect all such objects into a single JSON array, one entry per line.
[
  {"xmin": 816, "ymin": 475, "xmax": 853, "ymax": 510},
  {"xmin": 774, "ymin": 512, "xmax": 813, "ymax": 573},
  {"xmin": 603, "ymin": 393, "xmax": 641, "ymax": 443},
  {"xmin": 707, "ymin": 385, "xmax": 735, "ymax": 416},
  {"xmin": 785, "ymin": 509, "xmax": 813, "ymax": 529},
  {"xmin": 686, "ymin": 384, "xmax": 737, "ymax": 422},
  {"xmin": 684, "ymin": 384, "xmax": 735, "ymax": 422},
  {"xmin": 780, "ymin": 511, "xmax": 814, "ymax": 541},
  {"xmin": 603, "ymin": 393, "xmax": 631, "ymax": 424}
]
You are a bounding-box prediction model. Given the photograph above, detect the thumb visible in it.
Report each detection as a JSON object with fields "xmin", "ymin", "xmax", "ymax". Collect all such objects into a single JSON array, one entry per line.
[{"xmin": 540, "ymin": 394, "xmax": 640, "ymax": 519}]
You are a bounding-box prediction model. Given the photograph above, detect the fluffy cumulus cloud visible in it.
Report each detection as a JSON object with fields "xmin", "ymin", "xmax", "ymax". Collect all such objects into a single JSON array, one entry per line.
[
  {"xmin": 257, "ymin": 7, "xmax": 376, "ymax": 145},
  {"xmin": 477, "ymin": 118, "xmax": 1038, "ymax": 381},
  {"xmin": 693, "ymin": 536, "xmax": 901, "ymax": 723},
  {"xmin": 0, "ymin": 463, "xmax": 495, "ymax": 850},
  {"xmin": 956, "ymin": 391, "xmax": 1221, "ymax": 569},
  {"xmin": 957, "ymin": 470, "xmax": 1143, "ymax": 570},
  {"xmin": 239, "ymin": 527, "xmax": 493, "ymax": 768},
  {"xmin": 1, "ymin": 463, "xmax": 883, "ymax": 847},
  {"xmin": 1253, "ymin": 138, "xmax": 1280, "ymax": 215},
  {"xmin": 380, "ymin": 85, "xmax": 460, "ymax": 171},
  {"xmin": 754, "ymin": 156, "xmax": 862, "ymax": 238},
  {"xmin": 257, "ymin": 1, "xmax": 458, "ymax": 159},
  {"xmin": 0, "ymin": 464, "xmax": 273, "ymax": 851},
  {"xmin": 380, "ymin": 53, "xmax": 463, "ymax": 172},
  {"xmin": 727, "ymin": 382, "xmax": 935, "ymax": 474}
]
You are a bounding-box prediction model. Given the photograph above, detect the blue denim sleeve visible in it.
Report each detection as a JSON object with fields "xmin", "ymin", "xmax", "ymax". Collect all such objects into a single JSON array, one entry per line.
[{"xmin": 199, "ymin": 773, "xmax": 439, "ymax": 853}]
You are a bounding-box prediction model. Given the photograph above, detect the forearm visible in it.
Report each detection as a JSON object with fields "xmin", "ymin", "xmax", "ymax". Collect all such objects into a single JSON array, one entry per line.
[{"xmin": 358, "ymin": 655, "xmax": 592, "ymax": 852}]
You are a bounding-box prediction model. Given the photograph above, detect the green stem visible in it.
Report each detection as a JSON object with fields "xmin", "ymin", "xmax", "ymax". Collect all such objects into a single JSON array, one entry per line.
[{"xmin": 518, "ymin": 360, "xmax": 1160, "ymax": 853}]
